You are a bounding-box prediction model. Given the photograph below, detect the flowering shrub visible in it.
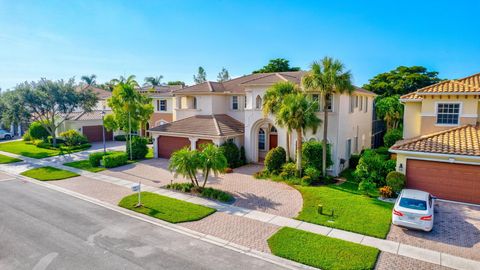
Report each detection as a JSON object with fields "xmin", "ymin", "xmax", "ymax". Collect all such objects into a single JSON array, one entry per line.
[{"xmin": 379, "ymin": 186, "xmax": 393, "ymax": 198}]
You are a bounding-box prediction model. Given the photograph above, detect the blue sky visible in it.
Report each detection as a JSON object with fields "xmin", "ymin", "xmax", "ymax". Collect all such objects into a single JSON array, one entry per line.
[{"xmin": 0, "ymin": 0, "xmax": 479, "ymax": 90}]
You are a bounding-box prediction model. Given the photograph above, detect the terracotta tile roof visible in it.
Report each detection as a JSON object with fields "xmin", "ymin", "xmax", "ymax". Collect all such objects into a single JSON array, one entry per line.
[
  {"xmin": 391, "ymin": 125, "xmax": 480, "ymax": 156},
  {"xmin": 400, "ymin": 92, "xmax": 423, "ymax": 101},
  {"xmin": 149, "ymin": 114, "xmax": 244, "ymax": 137},
  {"xmin": 416, "ymin": 80, "xmax": 480, "ymax": 94},
  {"xmin": 457, "ymin": 72, "xmax": 480, "ymax": 88},
  {"xmin": 173, "ymin": 71, "xmax": 374, "ymax": 96},
  {"xmin": 65, "ymin": 110, "xmax": 111, "ymax": 121}
]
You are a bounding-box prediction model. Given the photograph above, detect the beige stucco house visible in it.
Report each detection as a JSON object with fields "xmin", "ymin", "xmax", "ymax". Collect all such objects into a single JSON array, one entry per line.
[
  {"xmin": 390, "ymin": 72, "xmax": 480, "ymax": 204},
  {"xmin": 149, "ymin": 71, "xmax": 376, "ymax": 176}
]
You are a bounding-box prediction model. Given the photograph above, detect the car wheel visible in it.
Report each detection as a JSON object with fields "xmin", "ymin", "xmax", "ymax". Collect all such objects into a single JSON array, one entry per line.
[{"xmin": 4, "ymin": 135, "xmax": 11, "ymax": 140}]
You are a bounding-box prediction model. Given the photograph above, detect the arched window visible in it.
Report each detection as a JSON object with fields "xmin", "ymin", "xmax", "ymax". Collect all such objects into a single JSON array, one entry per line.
[
  {"xmin": 258, "ymin": 128, "xmax": 266, "ymax": 150},
  {"xmin": 270, "ymin": 126, "xmax": 277, "ymax": 133},
  {"xmin": 255, "ymin": 95, "xmax": 262, "ymax": 109}
]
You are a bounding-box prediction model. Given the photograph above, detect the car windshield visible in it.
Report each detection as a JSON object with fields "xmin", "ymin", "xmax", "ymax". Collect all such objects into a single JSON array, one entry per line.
[{"xmin": 399, "ymin": 197, "xmax": 427, "ymax": 210}]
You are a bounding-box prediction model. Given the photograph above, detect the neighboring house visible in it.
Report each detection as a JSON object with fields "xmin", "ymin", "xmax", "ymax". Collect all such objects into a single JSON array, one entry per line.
[
  {"xmin": 58, "ymin": 86, "xmax": 115, "ymax": 142},
  {"xmin": 149, "ymin": 71, "xmax": 376, "ymax": 176},
  {"xmin": 390, "ymin": 72, "xmax": 480, "ymax": 204}
]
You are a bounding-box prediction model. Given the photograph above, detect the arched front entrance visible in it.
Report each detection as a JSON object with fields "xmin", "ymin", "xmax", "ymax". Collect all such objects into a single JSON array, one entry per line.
[{"xmin": 250, "ymin": 118, "xmax": 278, "ymax": 163}]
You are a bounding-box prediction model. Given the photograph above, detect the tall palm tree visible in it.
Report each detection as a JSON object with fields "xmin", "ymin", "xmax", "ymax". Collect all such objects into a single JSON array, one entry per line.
[
  {"xmin": 144, "ymin": 76, "xmax": 164, "ymax": 87},
  {"xmin": 199, "ymin": 144, "xmax": 228, "ymax": 188},
  {"xmin": 263, "ymin": 81, "xmax": 300, "ymax": 161},
  {"xmin": 276, "ymin": 93, "xmax": 321, "ymax": 173},
  {"xmin": 81, "ymin": 74, "xmax": 97, "ymax": 86},
  {"xmin": 302, "ymin": 57, "xmax": 354, "ymax": 176}
]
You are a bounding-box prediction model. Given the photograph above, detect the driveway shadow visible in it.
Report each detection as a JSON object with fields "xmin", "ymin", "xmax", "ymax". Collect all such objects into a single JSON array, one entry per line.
[{"xmin": 233, "ymin": 192, "xmax": 282, "ymax": 212}]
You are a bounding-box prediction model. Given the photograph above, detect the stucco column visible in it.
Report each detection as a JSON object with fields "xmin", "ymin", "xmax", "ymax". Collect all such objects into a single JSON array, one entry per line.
[
  {"xmin": 189, "ymin": 137, "xmax": 198, "ymax": 150},
  {"xmin": 213, "ymin": 138, "xmax": 223, "ymax": 146},
  {"xmin": 153, "ymin": 134, "xmax": 160, "ymax": 158}
]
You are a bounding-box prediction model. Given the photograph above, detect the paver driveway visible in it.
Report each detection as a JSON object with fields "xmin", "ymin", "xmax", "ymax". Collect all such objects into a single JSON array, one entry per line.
[
  {"xmin": 99, "ymin": 159, "xmax": 303, "ymax": 218},
  {"xmin": 387, "ymin": 200, "xmax": 480, "ymax": 261}
]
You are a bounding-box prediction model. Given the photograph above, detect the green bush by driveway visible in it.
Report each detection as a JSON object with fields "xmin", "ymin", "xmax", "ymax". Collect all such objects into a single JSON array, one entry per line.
[
  {"xmin": 64, "ymin": 160, "xmax": 106, "ymax": 173},
  {"xmin": 268, "ymin": 227, "xmax": 379, "ymax": 270},
  {"xmin": 118, "ymin": 192, "xmax": 216, "ymax": 223},
  {"xmin": 296, "ymin": 182, "xmax": 393, "ymax": 238},
  {"xmin": 21, "ymin": 166, "xmax": 79, "ymax": 181},
  {"xmin": 0, "ymin": 154, "xmax": 22, "ymax": 164}
]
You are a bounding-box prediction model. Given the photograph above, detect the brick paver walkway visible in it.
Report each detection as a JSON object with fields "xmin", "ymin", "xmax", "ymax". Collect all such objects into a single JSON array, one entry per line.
[
  {"xmin": 181, "ymin": 212, "xmax": 280, "ymax": 253},
  {"xmin": 387, "ymin": 201, "xmax": 480, "ymax": 261},
  {"xmin": 99, "ymin": 159, "xmax": 303, "ymax": 218},
  {"xmin": 376, "ymin": 252, "xmax": 452, "ymax": 270}
]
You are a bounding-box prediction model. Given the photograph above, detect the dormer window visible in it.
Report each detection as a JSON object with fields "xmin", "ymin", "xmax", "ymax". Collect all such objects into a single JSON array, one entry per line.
[
  {"xmin": 255, "ymin": 95, "xmax": 262, "ymax": 109},
  {"xmin": 436, "ymin": 103, "xmax": 460, "ymax": 125},
  {"xmin": 232, "ymin": 96, "xmax": 239, "ymax": 110}
]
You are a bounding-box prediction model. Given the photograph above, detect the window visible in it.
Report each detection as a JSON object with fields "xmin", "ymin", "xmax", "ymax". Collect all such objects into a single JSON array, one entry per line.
[
  {"xmin": 255, "ymin": 95, "xmax": 262, "ymax": 109},
  {"xmin": 193, "ymin": 97, "xmax": 197, "ymax": 109},
  {"xmin": 346, "ymin": 139, "xmax": 352, "ymax": 159},
  {"xmin": 399, "ymin": 198, "xmax": 427, "ymax": 211},
  {"xmin": 232, "ymin": 96, "xmax": 239, "ymax": 110},
  {"xmin": 349, "ymin": 95, "xmax": 354, "ymax": 113},
  {"xmin": 325, "ymin": 94, "xmax": 332, "ymax": 112},
  {"xmin": 436, "ymin": 103, "xmax": 460, "ymax": 125},
  {"xmin": 244, "ymin": 96, "xmax": 247, "ymax": 108},
  {"xmin": 359, "ymin": 96, "xmax": 363, "ymax": 111},
  {"xmin": 312, "ymin": 94, "xmax": 320, "ymax": 112},
  {"xmin": 355, "ymin": 96, "xmax": 359, "ymax": 107},
  {"xmin": 364, "ymin": 97, "xmax": 368, "ymax": 113},
  {"xmin": 258, "ymin": 128, "xmax": 266, "ymax": 150},
  {"xmin": 156, "ymin": 99, "xmax": 167, "ymax": 111},
  {"xmin": 270, "ymin": 126, "xmax": 277, "ymax": 133},
  {"xmin": 354, "ymin": 136, "xmax": 358, "ymax": 153}
]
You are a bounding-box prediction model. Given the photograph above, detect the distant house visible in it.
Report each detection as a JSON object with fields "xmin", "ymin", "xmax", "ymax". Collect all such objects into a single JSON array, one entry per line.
[
  {"xmin": 390, "ymin": 72, "xmax": 480, "ymax": 204},
  {"xmin": 149, "ymin": 71, "xmax": 376, "ymax": 176}
]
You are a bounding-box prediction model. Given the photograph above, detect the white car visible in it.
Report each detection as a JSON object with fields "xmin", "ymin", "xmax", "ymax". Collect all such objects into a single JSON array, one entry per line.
[
  {"xmin": 0, "ymin": 130, "xmax": 13, "ymax": 140},
  {"xmin": 392, "ymin": 189, "xmax": 435, "ymax": 232}
]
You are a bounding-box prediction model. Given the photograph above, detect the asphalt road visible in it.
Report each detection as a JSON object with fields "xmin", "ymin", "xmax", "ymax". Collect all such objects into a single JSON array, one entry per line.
[{"xmin": 0, "ymin": 178, "xmax": 288, "ymax": 270}]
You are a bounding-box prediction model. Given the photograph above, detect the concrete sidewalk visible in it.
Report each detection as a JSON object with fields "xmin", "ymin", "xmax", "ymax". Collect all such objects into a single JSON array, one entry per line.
[{"xmin": 1, "ymin": 150, "xmax": 479, "ymax": 270}]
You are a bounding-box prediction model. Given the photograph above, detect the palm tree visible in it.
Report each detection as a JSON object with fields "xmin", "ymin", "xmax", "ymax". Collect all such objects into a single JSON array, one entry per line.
[
  {"xmin": 169, "ymin": 147, "xmax": 201, "ymax": 186},
  {"xmin": 199, "ymin": 144, "xmax": 227, "ymax": 188},
  {"xmin": 81, "ymin": 74, "xmax": 97, "ymax": 86},
  {"xmin": 276, "ymin": 93, "xmax": 321, "ymax": 173},
  {"xmin": 144, "ymin": 76, "xmax": 164, "ymax": 87},
  {"xmin": 302, "ymin": 57, "xmax": 354, "ymax": 176},
  {"xmin": 263, "ymin": 81, "xmax": 300, "ymax": 161}
]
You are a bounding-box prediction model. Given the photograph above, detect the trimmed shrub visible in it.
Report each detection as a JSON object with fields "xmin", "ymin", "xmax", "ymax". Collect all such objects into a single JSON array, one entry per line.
[
  {"xmin": 386, "ymin": 171, "xmax": 406, "ymax": 193},
  {"xmin": 239, "ymin": 146, "xmax": 247, "ymax": 166},
  {"xmin": 281, "ymin": 162, "xmax": 297, "ymax": 179},
  {"xmin": 265, "ymin": 147, "xmax": 286, "ymax": 174},
  {"xmin": 301, "ymin": 176, "xmax": 313, "ymax": 186},
  {"xmin": 384, "ymin": 128, "xmax": 403, "ymax": 148},
  {"xmin": 89, "ymin": 152, "xmax": 109, "ymax": 166},
  {"xmin": 102, "ymin": 152, "xmax": 128, "ymax": 168},
  {"xmin": 354, "ymin": 149, "xmax": 396, "ymax": 187},
  {"xmin": 302, "ymin": 141, "xmax": 333, "ymax": 172},
  {"xmin": 349, "ymin": 154, "xmax": 361, "ymax": 169},
  {"xmin": 166, "ymin": 182, "xmax": 194, "ymax": 192},
  {"xmin": 358, "ymin": 179, "xmax": 376, "ymax": 197},
  {"xmin": 126, "ymin": 136, "xmax": 149, "ymax": 160},
  {"xmin": 379, "ymin": 186, "xmax": 394, "ymax": 198},
  {"xmin": 60, "ymin": 129, "xmax": 88, "ymax": 146},
  {"xmin": 304, "ymin": 166, "xmax": 321, "ymax": 182},
  {"xmin": 22, "ymin": 131, "xmax": 32, "ymax": 141},
  {"xmin": 28, "ymin": 121, "xmax": 49, "ymax": 140},
  {"xmin": 373, "ymin": 147, "xmax": 390, "ymax": 157},
  {"xmin": 46, "ymin": 136, "xmax": 65, "ymax": 145},
  {"xmin": 166, "ymin": 183, "xmax": 234, "ymax": 203},
  {"xmin": 114, "ymin": 134, "xmax": 127, "ymax": 141},
  {"xmin": 220, "ymin": 141, "xmax": 240, "ymax": 168},
  {"xmin": 253, "ymin": 170, "xmax": 268, "ymax": 179}
]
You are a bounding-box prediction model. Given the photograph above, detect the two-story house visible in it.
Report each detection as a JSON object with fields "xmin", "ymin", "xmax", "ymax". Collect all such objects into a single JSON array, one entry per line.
[
  {"xmin": 390, "ymin": 72, "xmax": 480, "ymax": 204},
  {"xmin": 149, "ymin": 71, "xmax": 375, "ymax": 176}
]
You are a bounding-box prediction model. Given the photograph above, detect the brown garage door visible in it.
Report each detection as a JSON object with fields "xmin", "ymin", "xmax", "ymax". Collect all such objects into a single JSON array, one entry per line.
[
  {"xmin": 196, "ymin": 139, "xmax": 213, "ymax": 150},
  {"xmin": 82, "ymin": 125, "xmax": 113, "ymax": 142},
  {"xmin": 157, "ymin": 136, "xmax": 190, "ymax": 159},
  {"xmin": 406, "ymin": 159, "xmax": 480, "ymax": 204}
]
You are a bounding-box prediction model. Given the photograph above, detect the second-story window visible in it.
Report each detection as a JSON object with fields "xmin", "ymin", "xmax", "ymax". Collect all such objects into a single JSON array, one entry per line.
[
  {"xmin": 359, "ymin": 96, "xmax": 363, "ymax": 111},
  {"xmin": 157, "ymin": 100, "xmax": 167, "ymax": 111},
  {"xmin": 232, "ymin": 96, "xmax": 239, "ymax": 110},
  {"xmin": 364, "ymin": 97, "xmax": 368, "ymax": 113},
  {"xmin": 436, "ymin": 103, "xmax": 460, "ymax": 125},
  {"xmin": 255, "ymin": 95, "xmax": 262, "ymax": 109},
  {"xmin": 193, "ymin": 97, "xmax": 197, "ymax": 109},
  {"xmin": 349, "ymin": 95, "xmax": 354, "ymax": 113}
]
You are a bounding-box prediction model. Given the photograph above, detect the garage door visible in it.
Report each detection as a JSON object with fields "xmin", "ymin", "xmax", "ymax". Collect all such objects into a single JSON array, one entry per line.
[
  {"xmin": 157, "ymin": 136, "xmax": 190, "ymax": 159},
  {"xmin": 82, "ymin": 125, "xmax": 113, "ymax": 142},
  {"xmin": 196, "ymin": 139, "xmax": 213, "ymax": 150},
  {"xmin": 406, "ymin": 159, "xmax": 480, "ymax": 204}
]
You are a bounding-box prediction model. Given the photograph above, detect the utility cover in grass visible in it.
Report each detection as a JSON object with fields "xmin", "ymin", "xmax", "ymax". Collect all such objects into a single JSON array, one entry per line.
[
  {"xmin": 118, "ymin": 192, "xmax": 216, "ymax": 223},
  {"xmin": 21, "ymin": 166, "xmax": 79, "ymax": 181},
  {"xmin": 268, "ymin": 227, "xmax": 379, "ymax": 270},
  {"xmin": 0, "ymin": 154, "xmax": 22, "ymax": 164}
]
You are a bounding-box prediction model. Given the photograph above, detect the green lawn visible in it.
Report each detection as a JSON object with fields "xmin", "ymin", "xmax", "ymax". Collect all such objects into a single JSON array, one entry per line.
[
  {"xmin": 118, "ymin": 192, "xmax": 216, "ymax": 223},
  {"xmin": 268, "ymin": 227, "xmax": 379, "ymax": 270},
  {"xmin": 0, "ymin": 140, "xmax": 89, "ymax": 159},
  {"xmin": 295, "ymin": 182, "xmax": 392, "ymax": 238},
  {"xmin": 0, "ymin": 154, "xmax": 22, "ymax": 164},
  {"xmin": 63, "ymin": 160, "xmax": 106, "ymax": 172},
  {"xmin": 21, "ymin": 166, "xmax": 79, "ymax": 181}
]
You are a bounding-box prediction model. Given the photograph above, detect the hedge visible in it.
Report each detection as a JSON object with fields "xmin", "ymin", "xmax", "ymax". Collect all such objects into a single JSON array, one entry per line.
[{"xmin": 102, "ymin": 152, "xmax": 128, "ymax": 168}]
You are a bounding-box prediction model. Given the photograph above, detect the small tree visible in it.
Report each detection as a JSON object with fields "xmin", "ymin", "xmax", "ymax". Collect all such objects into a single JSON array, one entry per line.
[
  {"xmin": 217, "ymin": 67, "xmax": 231, "ymax": 82},
  {"xmin": 375, "ymin": 96, "xmax": 403, "ymax": 130},
  {"xmin": 193, "ymin": 67, "xmax": 207, "ymax": 84},
  {"xmin": 144, "ymin": 76, "xmax": 163, "ymax": 87},
  {"xmin": 27, "ymin": 121, "xmax": 49, "ymax": 140},
  {"xmin": 198, "ymin": 144, "xmax": 227, "ymax": 188},
  {"xmin": 19, "ymin": 78, "xmax": 98, "ymax": 146},
  {"xmin": 384, "ymin": 128, "xmax": 403, "ymax": 148},
  {"xmin": 253, "ymin": 58, "xmax": 300, "ymax": 73},
  {"xmin": 81, "ymin": 74, "xmax": 97, "ymax": 86}
]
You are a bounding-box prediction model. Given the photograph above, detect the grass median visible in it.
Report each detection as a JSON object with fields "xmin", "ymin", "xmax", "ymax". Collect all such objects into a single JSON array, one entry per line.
[
  {"xmin": 268, "ymin": 227, "xmax": 379, "ymax": 270},
  {"xmin": 118, "ymin": 192, "xmax": 216, "ymax": 223},
  {"xmin": 64, "ymin": 160, "xmax": 106, "ymax": 172},
  {"xmin": 0, "ymin": 154, "xmax": 22, "ymax": 164},
  {"xmin": 21, "ymin": 166, "xmax": 79, "ymax": 181}
]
